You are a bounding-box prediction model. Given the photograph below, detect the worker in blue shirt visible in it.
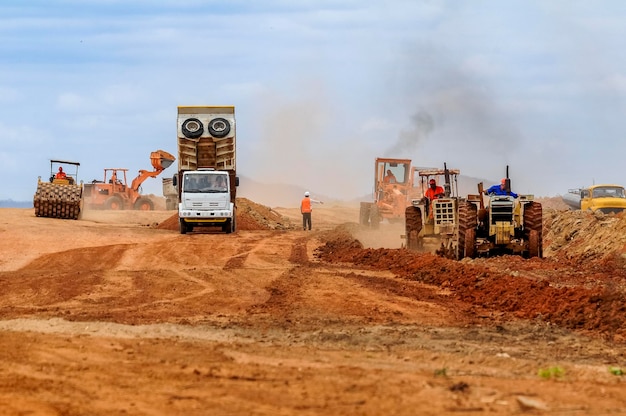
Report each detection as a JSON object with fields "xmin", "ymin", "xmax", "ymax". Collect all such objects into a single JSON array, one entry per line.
[{"xmin": 485, "ymin": 178, "xmax": 518, "ymax": 198}]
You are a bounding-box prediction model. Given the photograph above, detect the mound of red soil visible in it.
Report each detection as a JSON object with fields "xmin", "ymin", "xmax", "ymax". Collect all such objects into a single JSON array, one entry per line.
[
  {"xmin": 157, "ymin": 198, "xmax": 296, "ymax": 231},
  {"xmin": 315, "ymin": 223, "xmax": 626, "ymax": 342}
]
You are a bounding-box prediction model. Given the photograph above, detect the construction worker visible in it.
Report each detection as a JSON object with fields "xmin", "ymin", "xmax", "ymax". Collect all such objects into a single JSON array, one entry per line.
[
  {"xmin": 383, "ymin": 169, "xmax": 397, "ymax": 184},
  {"xmin": 424, "ymin": 179, "xmax": 445, "ymax": 201},
  {"xmin": 300, "ymin": 191, "xmax": 323, "ymax": 231},
  {"xmin": 424, "ymin": 179, "xmax": 445, "ymax": 219},
  {"xmin": 485, "ymin": 178, "xmax": 518, "ymax": 198},
  {"xmin": 55, "ymin": 166, "xmax": 67, "ymax": 179}
]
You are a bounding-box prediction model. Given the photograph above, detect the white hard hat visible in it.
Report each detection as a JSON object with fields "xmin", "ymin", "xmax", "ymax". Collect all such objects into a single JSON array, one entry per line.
[{"xmin": 304, "ymin": 191, "xmax": 310, "ymax": 197}]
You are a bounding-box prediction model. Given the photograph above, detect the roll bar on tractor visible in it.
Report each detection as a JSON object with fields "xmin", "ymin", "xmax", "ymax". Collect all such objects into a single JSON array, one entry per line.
[{"xmin": 49, "ymin": 159, "xmax": 81, "ymax": 183}]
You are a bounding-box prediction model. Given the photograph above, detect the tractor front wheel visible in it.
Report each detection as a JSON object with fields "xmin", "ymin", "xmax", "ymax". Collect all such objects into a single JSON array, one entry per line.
[{"xmin": 104, "ymin": 196, "xmax": 124, "ymax": 210}]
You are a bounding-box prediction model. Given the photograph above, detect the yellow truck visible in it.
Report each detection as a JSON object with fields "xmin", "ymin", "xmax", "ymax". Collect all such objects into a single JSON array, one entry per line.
[{"xmin": 562, "ymin": 184, "xmax": 626, "ymax": 214}]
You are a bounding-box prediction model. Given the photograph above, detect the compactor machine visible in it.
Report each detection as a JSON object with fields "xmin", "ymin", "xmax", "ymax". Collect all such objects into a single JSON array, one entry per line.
[{"xmin": 34, "ymin": 160, "xmax": 83, "ymax": 220}]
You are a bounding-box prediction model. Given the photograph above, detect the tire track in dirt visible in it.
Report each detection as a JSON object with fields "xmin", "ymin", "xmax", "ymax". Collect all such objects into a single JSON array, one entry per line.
[{"xmin": 240, "ymin": 232, "xmax": 462, "ymax": 328}]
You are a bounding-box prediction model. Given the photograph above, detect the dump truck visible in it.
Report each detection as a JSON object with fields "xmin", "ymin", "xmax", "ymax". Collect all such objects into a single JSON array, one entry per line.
[
  {"xmin": 162, "ymin": 177, "xmax": 178, "ymax": 210},
  {"xmin": 172, "ymin": 105, "xmax": 238, "ymax": 234},
  {"xmin": 562, "ymin": 185, "xmax": 626, "ymax": 214},
  {"xmin": 404, "ymin": 164, "xmax": 460, "ymax": 258},
  {"xmin": 34, "ymin": 160, "xmax": 83, "ymax": 220},
  {"xmin": 457, "ymin": 169, "xmax": 542, "ymax": 259},
  {"xmin": 360, "ymin": 158, "xmax": 418, "ymax": 228},
  {"xmin": 83, "ymin": 150, "xmax": 175, "ymax": 210}
]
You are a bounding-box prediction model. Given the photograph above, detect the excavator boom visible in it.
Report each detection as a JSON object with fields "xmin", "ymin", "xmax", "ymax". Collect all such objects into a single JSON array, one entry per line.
[{"xmin": 131, "ymin": 150, "xmax": 176, "ymax": 191}]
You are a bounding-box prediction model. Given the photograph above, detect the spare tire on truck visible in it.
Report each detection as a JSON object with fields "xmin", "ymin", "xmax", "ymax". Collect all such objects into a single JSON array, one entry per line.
[
  {"xmin": 208, "ymin": 118, "xmax": 231, "ymax": 138},
  {"xmin": 181, "ymin": 118, "xmax": 204, "ymax": 139}
]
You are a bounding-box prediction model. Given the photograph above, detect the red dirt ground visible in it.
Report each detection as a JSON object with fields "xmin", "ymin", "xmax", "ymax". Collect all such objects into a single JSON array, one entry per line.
[{"xmin": 0, "ymin": 198, "xmax": 625, "ymax": 415}]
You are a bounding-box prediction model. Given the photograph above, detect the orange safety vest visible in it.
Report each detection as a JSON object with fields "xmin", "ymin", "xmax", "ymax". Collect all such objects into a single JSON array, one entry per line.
[
  {"xmin": 301, "ymin": 197, "xmax": 312, "ymax": 213},
  {"xmin": 424, "ymin": 186, "xmax": 444, "ymax": 200}
]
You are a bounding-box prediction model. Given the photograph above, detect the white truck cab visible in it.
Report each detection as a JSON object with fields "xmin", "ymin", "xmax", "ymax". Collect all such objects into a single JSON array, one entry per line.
[{"xmin": 174, "ymin": 169, "xmax": 237, "ymax": 234}]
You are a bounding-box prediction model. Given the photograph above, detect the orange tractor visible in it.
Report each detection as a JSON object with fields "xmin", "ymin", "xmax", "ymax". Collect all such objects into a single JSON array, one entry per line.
[
  {"xmin": 360, "ymin": 158, "xmax": 421, "ymax": 228},
  {"xmin": 83, "ymin": 150, "xmax": 175, "ymax": 210}
]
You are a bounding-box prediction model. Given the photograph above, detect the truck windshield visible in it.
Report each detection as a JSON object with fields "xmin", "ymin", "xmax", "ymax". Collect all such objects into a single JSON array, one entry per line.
[
  {"xmin": 184, "ymin": 175, "xmax": 228, "ymax": 193},
  {"xmin": 593, "ymin": 187, "xmax": 626, "ymax": 198}
]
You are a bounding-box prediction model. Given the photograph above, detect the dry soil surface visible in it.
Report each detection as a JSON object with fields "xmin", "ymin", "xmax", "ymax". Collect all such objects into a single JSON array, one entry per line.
[{"xmin": 0, "ymin": 198, "xmax": 625, "ymax": 415}]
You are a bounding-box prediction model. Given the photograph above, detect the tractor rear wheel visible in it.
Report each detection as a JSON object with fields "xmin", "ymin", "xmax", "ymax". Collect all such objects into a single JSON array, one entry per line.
[
  {"xmin": 404, "ymin": 206, "xmax": 422, "ymax": 250},
  {"xmin": 359, "ymin": 202, "xmax": 371, "ymax": 226},
  {"xmin": 369, "ymin": 205, "xmax": 380, "ymax": 229},
  {"xmin": 524, "ymin": 201, "xmax": 543, "ymax": 257},
  {"xmin": 464, "ymin": 228, "xmax": 476, "ymax": 259},
  {"xmin": 457, "ymin": 201, "xmax": 478, "ymax": 260},
  {"xmin": 528, "ymin": 229, "xmax": 540, "ymax": 258}
]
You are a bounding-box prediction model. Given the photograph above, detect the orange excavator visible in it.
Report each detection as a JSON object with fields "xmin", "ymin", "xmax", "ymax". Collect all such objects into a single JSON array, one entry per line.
[{"xmin": 83, "ymin": 150, "xmax": 176, "ymax": 210}]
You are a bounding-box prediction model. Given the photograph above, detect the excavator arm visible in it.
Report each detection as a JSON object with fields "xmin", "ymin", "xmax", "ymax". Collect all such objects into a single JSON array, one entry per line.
[{"xmin": 130, "ymin": 150, "xmax": 176, "ymax": 191}]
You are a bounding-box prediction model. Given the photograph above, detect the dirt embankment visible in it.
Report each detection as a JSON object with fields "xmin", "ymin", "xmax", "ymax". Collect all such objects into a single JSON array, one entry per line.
[{"xmin": 315, "ymin": 206, "xmax": 626, "ymax": 341}]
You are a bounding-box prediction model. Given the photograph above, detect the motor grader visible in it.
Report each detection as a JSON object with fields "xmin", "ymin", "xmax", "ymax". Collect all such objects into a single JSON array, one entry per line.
[
  {"xmin": 83, "ymin": 150, "xmax": 175, "ymax": 210},
  {"xmin": 404, "ymin": 164, "xmax": 460, "ymax": 258},
  {"xmin": 457, "ymin": 172, "xmax": 542, "ymax": 259},
  {"xmin": 33, "ymin": 160, "xmax": 83, "ymax": 220},
  {"xmin": 359, "ymin": 158, "xmax": 419, "ymax": 229}
]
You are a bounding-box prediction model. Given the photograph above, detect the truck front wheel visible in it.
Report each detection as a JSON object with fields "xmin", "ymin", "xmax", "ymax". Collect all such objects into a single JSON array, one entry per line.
[{"xmin": 180, "ymin": 219, "xmax": 188, "ymax": 234}]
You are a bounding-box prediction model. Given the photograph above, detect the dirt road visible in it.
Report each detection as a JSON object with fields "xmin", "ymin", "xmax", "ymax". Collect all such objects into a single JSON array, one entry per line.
[{"xmin": 0, "ymin": 202, "xmax": 624, "ymax": 415}]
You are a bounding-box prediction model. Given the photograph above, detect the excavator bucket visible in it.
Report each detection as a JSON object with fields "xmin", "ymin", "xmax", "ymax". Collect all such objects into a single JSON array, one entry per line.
[{"xmin": 151, "ymin": 150, "xmax": 176, "ymax": 171}]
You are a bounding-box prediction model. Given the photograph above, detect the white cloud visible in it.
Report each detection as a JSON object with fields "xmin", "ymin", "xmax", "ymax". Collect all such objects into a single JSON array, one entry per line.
[{"xmin": 2, "ymin": 1, "xmax": 626, "ymax": 201}]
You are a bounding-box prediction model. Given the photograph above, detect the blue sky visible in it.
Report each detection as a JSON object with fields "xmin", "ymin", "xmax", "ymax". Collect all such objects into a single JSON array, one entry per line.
[{"xmin": 2, "ymin": 1, "xmax": 626, "ymax": 202}]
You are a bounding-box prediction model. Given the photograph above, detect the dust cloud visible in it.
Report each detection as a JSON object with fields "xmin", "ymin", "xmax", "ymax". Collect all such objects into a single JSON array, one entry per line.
[
  {"xmin": 243, "ymin": 80, "xmax": 377, "ymax": 205},
  {"xmin": 385, "ymin": 43, "xmax": 523, "ymax": 183}
]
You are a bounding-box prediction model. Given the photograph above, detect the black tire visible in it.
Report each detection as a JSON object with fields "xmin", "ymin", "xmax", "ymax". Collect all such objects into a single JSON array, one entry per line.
[
  {"xmin": 359, "ymin": 202, "xmax": 371, "ymax": 226},
  {"xmin": 369, "ymin": 205, "xmax": 380, "ymax": 230},
  {"xmin": 181, "ymin": 118, "xmax": 204, "ymax": 139},
  {"xmin": 104, "ymin": 196, "xmax": 124, "ymax": 210},
  {"xmin": 457, "ymin": 201, "xmax": 477, "ymax": 260},
  {"xmin": 528, "ymin": 229, "xmax": 540, "ymax": 258},
  {"xmin": 464, "ymin": 228, "xmax": 476, "ymax": 259},
  {"xmin": 223, "ymin": 219, "xmax": 233, "ymax": 234},
  {"xmin": 134, "ymin": 197, "xmax": 154, "ymax": 211},
  {"xmin": 524, "ymin": 202, "xmax": 543, "ymax": 257},
  {"xmin": 405, "ymin": 206, "xmax": 422, "ymax": 250},
  {"xmin": 208, "ymin": 117, "xmax": 231, "ymax": 138},
  {"xmin": 180, "ymin": 219, "xmax": 187, "ymax": 234}
]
